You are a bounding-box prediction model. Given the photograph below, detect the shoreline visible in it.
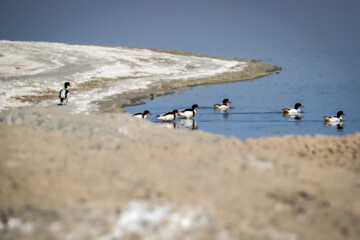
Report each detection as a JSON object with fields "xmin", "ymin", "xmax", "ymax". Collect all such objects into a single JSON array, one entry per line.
[
  {"xmin": 0, "ymin": 40, "xmax": 280, "ymax": 113},
  {"xmin": 96, "ymin": 59, "xmax": 279, "ymax": 112}
]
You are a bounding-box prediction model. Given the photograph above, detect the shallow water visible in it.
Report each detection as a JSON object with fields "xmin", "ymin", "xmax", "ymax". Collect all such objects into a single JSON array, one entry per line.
[{"xmin": 125, "ymin": 48, "xmax": 360, "ymax": 139}]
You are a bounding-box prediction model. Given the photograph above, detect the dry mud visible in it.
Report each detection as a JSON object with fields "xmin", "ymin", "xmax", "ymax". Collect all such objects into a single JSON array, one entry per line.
[{"xmin": 0, "ymin": 108, "xmax": 359, "ymax": 240}]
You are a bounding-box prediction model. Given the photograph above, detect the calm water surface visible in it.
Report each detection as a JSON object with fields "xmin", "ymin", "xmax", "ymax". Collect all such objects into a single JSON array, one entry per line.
[{"xmin": 125, "ymin": 48, "xmax": 360, "ymax": 139}]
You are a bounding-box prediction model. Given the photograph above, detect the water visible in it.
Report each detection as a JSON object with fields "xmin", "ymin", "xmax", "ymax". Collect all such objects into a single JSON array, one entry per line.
[{"xmin": 125, "ymin": 48, "xmax": 360, "ymax": 139}]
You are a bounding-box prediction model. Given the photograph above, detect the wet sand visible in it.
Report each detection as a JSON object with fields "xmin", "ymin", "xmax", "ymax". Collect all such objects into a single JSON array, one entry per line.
[{"xmin": 0, "ymin": 108, "xmax": 359, "ymax": 240}]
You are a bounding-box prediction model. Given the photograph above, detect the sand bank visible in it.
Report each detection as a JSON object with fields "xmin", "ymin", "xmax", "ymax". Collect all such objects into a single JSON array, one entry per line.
[
  {"xmin": 0, "ymin": 108, "xmax": 359, "ymax": 240},
  {"xmin": 0, "ymin": 41, "xmax": 280, "ymax": 113}
]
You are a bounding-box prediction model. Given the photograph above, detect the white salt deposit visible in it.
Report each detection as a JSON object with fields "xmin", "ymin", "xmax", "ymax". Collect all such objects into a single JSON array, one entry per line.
[
  {"xmin": 106, "ymin": 200, "xmax": 226, "ymax": 240},
  {"xmin": 0, "ymin": 41, "xmax": 247, "ymax": 113},
  {"xmin": 7, "ymin": 217, "xmax": 34, "ymax": 234}
]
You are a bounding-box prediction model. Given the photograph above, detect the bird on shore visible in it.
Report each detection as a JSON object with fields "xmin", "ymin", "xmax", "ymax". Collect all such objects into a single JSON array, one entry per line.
[
  {"xmin": 324, "ymin": 111, "xmax": 345, "ymax": 124},
  {"xmin": 157, "ymin": 110, "xmax": 179, "ymax": 122},
  {"xmin": 282, "ymin": 103, "xmax": 303, "ymax": 116},
  {"xmin": 59, "ymin": 82, "xmax": 71, "ymax": 105},
  {"xmin": 178, "ymin": 104, "xmax": 200, "ymax": 118},
  {"xmin": 132, "ymin": 110, "xmax": 152, "ymax": 119},
  {"xmin": 214, "ymin": 99, "xmax": 232, "ymax": 111}
]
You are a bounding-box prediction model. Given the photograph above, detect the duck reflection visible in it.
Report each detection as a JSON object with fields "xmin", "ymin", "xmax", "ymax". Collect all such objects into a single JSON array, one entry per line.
[
  {"xmin": 159, "ymin": 122, "xmax": 176, "ymax": 129},
  {"xmin": 324, "ymin": 122, "xmax": 344, "ymax": 131},
  {"xmin": 222, "ymin": 111, "xmax": 230, "ymax": 119},
  {"xmin": 283, "ymin": 112, "xmax": 303, "ymax": 120},
  {"xmin": 176, "ymin": 119, "xmax": 198, "ymax": 130},
  {"xmin": 337, "ymin": 123, "xmax": 344, "ymax": 130},
  {"xmin": 215, "ymin": 109, "xmax": 230, "ymax": 119}
]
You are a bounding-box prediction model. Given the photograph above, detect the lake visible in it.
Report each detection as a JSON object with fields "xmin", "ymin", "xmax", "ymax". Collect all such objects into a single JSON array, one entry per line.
[{"xmin": 125, "ymin": 48, "xmax": 360, "ymax": 139}]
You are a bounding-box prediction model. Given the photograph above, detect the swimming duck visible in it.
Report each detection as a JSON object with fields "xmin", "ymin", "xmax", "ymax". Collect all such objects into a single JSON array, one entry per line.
[
  {"xmin": 132, "ymin": 110, "xmax": 152, "ymax": 119},
  {"xmin": 282, "ymin": 103, "xmax": 303, "ymax": 115},
  {"xmin": 59, "ymin": 82, "xmax": 71, "ymax": 105},
  {"xmin": 157, "ymin": 110, "xmax": 179, "ymax": 122},
  {"xmin": 324, "ymin": 111, "xmax": 345, "ymax": 124},
  {"xmin": 178, "ymin": 104, "xmax": 200, "ymax": 118},
  {"xmin": 214, "ymin": 99, "xmax": 232, "ymax": 111}
]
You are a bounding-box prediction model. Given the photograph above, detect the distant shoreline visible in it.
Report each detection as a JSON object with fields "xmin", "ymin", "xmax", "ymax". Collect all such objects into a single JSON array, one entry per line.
[{"xmin": 95, "ymin": 55, "xmax": 280, "ymax": 113}]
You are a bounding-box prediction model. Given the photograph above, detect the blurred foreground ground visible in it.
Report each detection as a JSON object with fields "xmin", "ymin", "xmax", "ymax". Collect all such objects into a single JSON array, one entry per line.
[{"xmin": 0, "ymin": 108, "xmax": 359, "ymax": 240}]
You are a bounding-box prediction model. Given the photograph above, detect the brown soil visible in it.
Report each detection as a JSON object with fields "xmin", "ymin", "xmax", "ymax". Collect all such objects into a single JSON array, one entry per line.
[{"xmin": 0, "ymin": 108, "xmax": 359, "ymax": 240}]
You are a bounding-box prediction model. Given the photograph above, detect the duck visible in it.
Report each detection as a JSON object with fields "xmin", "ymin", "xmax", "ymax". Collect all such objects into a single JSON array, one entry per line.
[
  {"xmin": 157, "ymin": 110, "xmax": 179, "ymax": 122},
  {"xmin": 214, "ymin": 99, "xmax": 232, "ymax": 111},
  {"xmin": 282, "ymin": 103, "xmax": 303, "ymax": 116},
  {"xmin": 178, "ymin": 104, "xmax": 200, "ymax": 118},
  {"xmin": 59, "ymin": 82, "xmax": 71, "ymax": 105},
  {"xmin": 132, "ymin": 110, "xmax": 152, "ymax": 119},
  {"xmin": 324, "ymin": 111, "xmax": 345, "ymax": 124}
]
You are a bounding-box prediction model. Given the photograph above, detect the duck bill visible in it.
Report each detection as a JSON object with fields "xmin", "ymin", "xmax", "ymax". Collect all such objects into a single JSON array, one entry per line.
[
  {"xmin": 228, "ymin": 101, "xmax": 232, "ymax": 103},
  {"xmin": 342, "ymin": 113, "xmax": 346, "ymax": 116},
  {"xmin": 148, "ymin": 113, "xmax": 152, "ymax": 115},
  {"xmin": 197, "ymin": 107, "xmax": 200, "ymax": 109},
  {"xmin": 300, "ymin": 105, "xmax": 304, "ymax": 107}
]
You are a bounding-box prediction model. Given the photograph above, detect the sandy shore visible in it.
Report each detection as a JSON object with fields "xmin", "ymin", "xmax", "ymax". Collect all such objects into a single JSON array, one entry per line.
[
  {"xmin": 0, "ymin": 108, "xmax": 359, "ymax": 240},
  {"xmin": 0, "ymin": 41, "xmax": 280, "ymax": 113}
]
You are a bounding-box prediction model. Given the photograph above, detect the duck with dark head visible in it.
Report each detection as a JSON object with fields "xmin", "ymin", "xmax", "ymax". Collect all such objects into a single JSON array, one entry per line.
[
  {"xmin": 214, "ymin": 99, "xmax": 232, "ymax": 111},
  {"xmin": 132, "ymin": 110, "xmax": 152, "ymax": 119},
  {"xmin": 178, "ymin": 104, "xmax": 200, "ymax": 119},
  {"xmin": 324, "ymin": 111, "xmax": 345, "ymax": 125},
  {"xmin": 282, "ymin": 102, "xmax": 303, "ymax": 116},
  {"xmin": 59, "ymin": 82, "xmax": 71, "ymax": 105},
  {"xmin": 157, "ymin": 110, "xmax": 179, "ymax": 122}
]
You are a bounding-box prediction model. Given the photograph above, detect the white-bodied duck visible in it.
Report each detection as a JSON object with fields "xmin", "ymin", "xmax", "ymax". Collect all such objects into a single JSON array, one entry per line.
[
  {"xmin": 214, "ymin": 99, "xmax": 232, "ymax": 111},
  {"xmin": 157, "ymin": 110, "xmax": 179, "ymax": 122},
  {"xmin": 59, "ymin": 82, "xmax": 71, "ymax": 105},
  {"xmin": 324, "ymin": 111, "xmax": 345, "ymax": 124},
  {"xmin": 178, "ymin": 104, "xmax": 200, "ymax": 119},
  {"xmin": 282, "ymin": 103, "xmax": 303, "ymax": 116},
  {"xmin": 132, "ymin": 110, "xmax": 152, "ymax": 119}
]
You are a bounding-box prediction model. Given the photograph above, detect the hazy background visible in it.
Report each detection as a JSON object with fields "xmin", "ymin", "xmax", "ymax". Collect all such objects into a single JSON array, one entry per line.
[{"xmin": 1, "ymin": 0, "xmax": 360, "ymax": 58}]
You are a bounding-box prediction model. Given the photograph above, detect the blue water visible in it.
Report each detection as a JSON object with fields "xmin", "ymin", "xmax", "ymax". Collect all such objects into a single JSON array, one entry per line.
[{"xmin": 125, "ymin": 48, "xmax": 360, "ymax": 139}]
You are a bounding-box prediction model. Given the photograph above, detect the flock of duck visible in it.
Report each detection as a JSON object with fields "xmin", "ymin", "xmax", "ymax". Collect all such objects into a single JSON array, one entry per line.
[
  {"xmin": 58, "ymin": 82, "xmax": 345, "ymax": 126},
  {"xmin": 132, "ymin": 99, "xmax": 230, "ymax": 121},
  {"xmin": 131, "ymin": 99, "xmax": 346, "ymax": 126}
]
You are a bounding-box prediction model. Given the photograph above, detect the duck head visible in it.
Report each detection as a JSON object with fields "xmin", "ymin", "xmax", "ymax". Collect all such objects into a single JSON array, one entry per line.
[
  {"xmin": 64, "ymin": 82, "xmax": 71, "ymax": 88},
  {"xmin": 337, "ymin": 111, "xmax": 345, "ymax": 118},
  {"xmin": 192, "ymin": 104, "xmax": 200, "ymax": 109},
  {"xmin": 294, "ymin": 103, "xmax": 303, "ymax": 109},
  {"xmin": 223, "ymin": 99, "xmax": 232, "ymax": 104},
  {"xmin": 143, "ymin": 110, "xmax": 152, "ymax": 115}
]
